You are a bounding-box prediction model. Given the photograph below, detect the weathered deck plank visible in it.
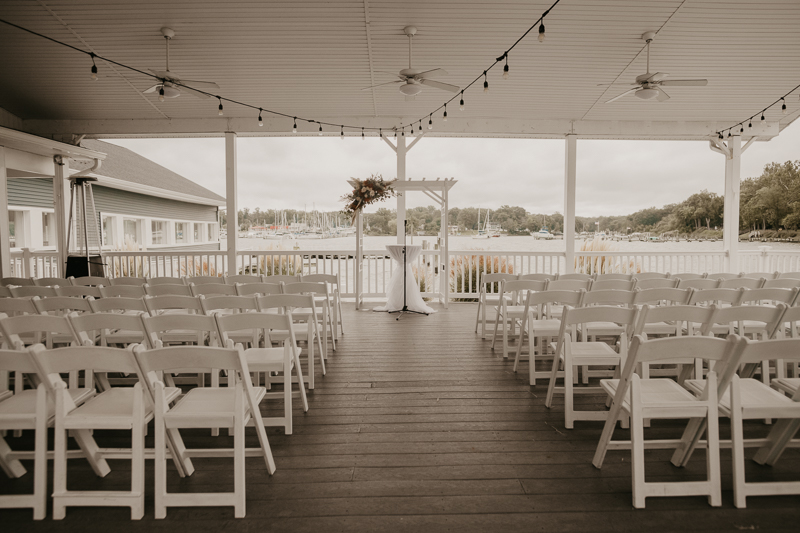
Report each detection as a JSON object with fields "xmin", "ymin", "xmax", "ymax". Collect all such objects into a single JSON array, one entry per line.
[{"xmin": 2, "ymin": 302, "xmax": 799, "ymax": 531}]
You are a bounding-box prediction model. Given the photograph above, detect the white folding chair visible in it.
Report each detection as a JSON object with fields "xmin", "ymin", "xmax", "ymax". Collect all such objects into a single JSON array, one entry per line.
[
  {"xmin": 303, "ymin": 273, "xmax": 345, "ymax": 339},
  {"xmin": 71, "ymin": 276, "xmax": 111, "ymax": 287},
  {"xmin": 216, "ymin": 312, "xmax": 309, "ymax": 434},
  {"xmin": 514, "ymin": 289, "xmax": 585, "ymax": 386},
  {"xmin": 475, "ymin": 273, "xmax": 517, "ymax": 339},
  {"xmin": 592, "ymin": 335, "xmax": 735, "ymax": 508},
  {"xmin": 190, "ymin": 283, "xmax": 238, "ymax": 297},
  {"xmin": 235, "ymin": 281, "xmax": 284, "ymax": 297},
  {"xmin": 257, "ymin": 294, "xmax": 326, "ymax": 389},
  {"xmin": 146, "ymin": 276, "xmax": 186, "ymax": 286},
  {"xmin": 55, "ymin": 285, "xmax": 103, "ymax": 298},
  {"xmin": 10, "ymin": 286, "xmax": 58, "ymax": 299},
  {"xmin": 29, "ymin": 344, "xmax": 169, "ymax": 519},
  {"xmin": 491, "ymin": 279, "xmax": 546, "ymax": 359},
  {"xmin": 545, "ymin": 305, "xmax": 637, "ymax": 429},
  {"xmin": 100, "ymin": 284, "xmax": 147, "ymax": 298},
  {"xmin": 109, "ymin": 276, "xmax": 147, "ymax": 286},
  {"xmin": 145, "ymin": 284, "xmax": 193, "ymax": 297},
  {"xmin": 33, "ymin": 277, "xmax": 66, "ymax": 287},
  {"xmin": 0, "ymin": 350, "xmax": 49, "ymax": 519},
  {"xmin": 633, "ymin": 277, "xmax": 679, "ymax": 290},
  {"xmin": 225, "ymin": 274, "xmax": 263, "ymax": 285},
  {"xmin": 186, "ymin": 275, "xmax": 225, "ymax": 285},
  {"xmin": 632, "ymin": 272, "xmax": 670, "ymax": 281},
  {"xmin": 3, "ymin": 277, "xmax": 34, "ymax": 287},
  {"xmin": 284, "ymin": 281, "xmax": 335, "ymax": 354},
  {"xmin": 133, "ymin": 344, "xmax": 275, "ymax": 518},
  {"xmin": 88, "ymin": 296, "xmax": 148, "ymax": 314}
]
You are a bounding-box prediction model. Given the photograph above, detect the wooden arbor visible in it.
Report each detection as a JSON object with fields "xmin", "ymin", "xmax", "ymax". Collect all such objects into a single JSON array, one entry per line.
[{"xmin": 352, "ymin": 178, "xmax": 457, "ymax": 311}]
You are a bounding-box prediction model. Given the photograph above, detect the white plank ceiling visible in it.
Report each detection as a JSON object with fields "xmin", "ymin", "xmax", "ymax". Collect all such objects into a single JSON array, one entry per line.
[{"xmin": 0, "ymin": 0, "xmax": 798, "ymax": 139}]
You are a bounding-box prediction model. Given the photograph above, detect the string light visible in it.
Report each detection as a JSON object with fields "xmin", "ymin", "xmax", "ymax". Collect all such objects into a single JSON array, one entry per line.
[
  {"xmin": 761, "ymin": 111, "xmax": 766, "ymax": 121},
  {"xmin": 718, "ymin": 132, "xmax": 723, "ymax": 139},
  {"xmin": 362, "ymin": 127, "xmax": 365, "ymax": 140},
  {"xmin": 740, "ymin": 125, "xmax": 744, "ymax": 133},
  {"xmin": 258, "ymin": 108, "xmax": 263, "ymax": 126},
  {"xmin": 0, "ymin": 4, "xmax": 565, "ymax": 138},
  {"xmin": 158, "ymin": 87, "xmax": 164, "ymax": 102},
  {"xmin": 748, "ymin": 119, "xmax": 753, "ymax": 128},
  {"xmin": 379, "ymin": 128, "xmax": 382, "ymax": 137},
  {"xmin": 340, "ymin": 126, "xmax": 344, "ymax": 139},
  {"xmin": 418, "ymin": 121, "xmax": 422, "ymax": 132},
  {"xmin": 428, "ymin": 114, "xmax": 433, "ymax": 130},
  {"xmin": 727, "ymin": 130, "xmax": 731, "ymax": 138},
  {"xmin": 443, "ymin": 104, "xmax": 448, "ymax": 122},
  {"xmin": 718, "ymin": 83, "xmax": 800, "ymax": 138},
  {"xmin": 292, "ymin": 117, "xmax": 297, "ymax": 133},
  {"xmin": 782, "ymin": 98, "xmax": 787, "ymax": 114}
]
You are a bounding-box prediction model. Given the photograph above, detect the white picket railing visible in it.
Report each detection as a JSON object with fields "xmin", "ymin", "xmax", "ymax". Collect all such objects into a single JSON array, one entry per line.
[{"xmin": 14, "ymin": 246, "xmax": 800, "ymax": 299}]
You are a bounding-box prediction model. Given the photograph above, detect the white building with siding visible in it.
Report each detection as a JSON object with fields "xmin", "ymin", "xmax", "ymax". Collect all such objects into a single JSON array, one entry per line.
[{"xmin": 8, "ymin": 139, "xmax": 225, "ymax": 252}]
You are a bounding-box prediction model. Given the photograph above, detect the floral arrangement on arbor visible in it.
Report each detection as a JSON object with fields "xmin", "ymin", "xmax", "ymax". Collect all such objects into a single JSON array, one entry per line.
[{"xmin": 341, "ymin": 174, "xmax": 396, "ymax": 223}]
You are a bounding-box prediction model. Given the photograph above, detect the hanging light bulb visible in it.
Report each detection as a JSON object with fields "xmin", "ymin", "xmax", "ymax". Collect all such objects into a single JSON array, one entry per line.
[
  {"xmin": 782, "ymin": 98, "xmax": 787, "ymax": 114},
  {"xmin": 340, "ymin": 126, "xmax": 344, "ymax": 139},
  {"xmin": 258, "ymin": 108, "xmax": 263, "ymax": 127},
  {"xmin": 293, "ymin": 117, "xmax": 297, "ymax": 133},
  {"xmin": 401, "ymin": 127, "xmax": 405, "ymax": 137},
  {"xmin": 318, "ymin": 123, "xmax": 323, "ymax": 136},
  {"xmin": 748, "ymin": 119, "xmax": 753, "ymax": 129},
  {"xmin": 428, "ymin": 114, "xmax": 433, "ymax": 130},
  {"xmin": 718, "ymin": 132, "xmax": 723, "ymax": 139},
  {"xmin": 158, "ymin": 87, "xmax": 165, "ymax": 102},
  {"xmin": 761, "ymin": 111, "xmax": 766, "ymax": 121},
  {"xmin": 217, "ymin": 98, "xmax": 223, "ymax": 116},
  {"xmin": 503, "ymin": 55, "xmax": 509, "ymax": 79},
  {"xmin": 379, "ymin": 128, "xmax": 382, "ymax": 137},
  {"xmin": 418, "ymin": 121, "xmax": 422, "ymax": 132},
  {"xmin": 538, "ymin": 19, "xmax": 545, "ymax": 42},
  {"xmin": 740, "ymin": 125, "xmax": 744, "ymax": 133},
  {"xmin": 727, "ymin": 130, "xmax": 731, "ymax": 138},
  {"xmin": 362, "ymin": 127, "xmax": 365, "ymax": 140},
  {"xmin": 459, "ymin": 91, "xmax": 465, "ymax": 111},
  {"xmin": 394, "ymin": 130, "xmax": 397, "ymax": 138},
  {"xmin": 483, "ymin": 71, "xmax": 489, "ymax": 93},
  {"xmin": 443, "ymin": 104, "xmax": 448, "ymax": 122},
  {"xmin": 90, "ymin": 53, "xmax": 98, "ymax": 81}
]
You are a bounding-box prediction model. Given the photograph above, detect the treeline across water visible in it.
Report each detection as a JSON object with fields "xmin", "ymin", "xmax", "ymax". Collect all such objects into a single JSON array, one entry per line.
[{"xmin": 226, "ymin": 160, "xmax": 799, "ymax": 237}]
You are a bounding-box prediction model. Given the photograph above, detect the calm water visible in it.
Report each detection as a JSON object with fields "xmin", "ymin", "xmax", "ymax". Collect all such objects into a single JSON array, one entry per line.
[{"xmin": 228, "ymin": 235, "xmax": 800, "ymax": 253}]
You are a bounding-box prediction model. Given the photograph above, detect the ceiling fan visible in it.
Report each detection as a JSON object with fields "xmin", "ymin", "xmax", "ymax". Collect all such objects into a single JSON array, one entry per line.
[
  {"xmin": 602, "ymin": 31, "xmax": 708, "ymax": 103},
  {"xmin": 143, "ymin": 27, "xmax": 220, "ymax": 100},
  {"xmin": 361, "ymin": 26, "xmax": 460, "ymax": 100}
]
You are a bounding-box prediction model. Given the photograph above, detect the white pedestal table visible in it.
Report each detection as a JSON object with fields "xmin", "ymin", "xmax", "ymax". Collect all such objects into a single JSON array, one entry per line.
[{"xmin": 373, "ymin": 244, "xmax": 436, "ymax": 314}]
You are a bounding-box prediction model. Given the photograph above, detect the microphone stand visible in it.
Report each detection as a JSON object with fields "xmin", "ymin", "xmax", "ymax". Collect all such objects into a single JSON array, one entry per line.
[{"xmin": 390, "ymin": 219, "xmax": 429, "ymax": 320}]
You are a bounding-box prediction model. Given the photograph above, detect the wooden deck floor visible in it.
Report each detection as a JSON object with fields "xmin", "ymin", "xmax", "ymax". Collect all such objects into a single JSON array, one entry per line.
[{"xmin": 3, "ymin": 303, "xmax": 800, "ymax": 531}]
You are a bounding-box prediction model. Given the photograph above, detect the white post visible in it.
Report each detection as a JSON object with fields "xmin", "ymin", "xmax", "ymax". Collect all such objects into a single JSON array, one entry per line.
[
  {"xmin": 396, "ymin": 134, "xmax": 407, "ymax": 244},
  {"xmin": 53, "ymin": 156, "xmax": 70, "ymax": 276},
  {"xmin": 355, "ymin": 210, "xmax": 363, "ymax": 310},
  {"xmin": 225, "ymin": 132, "xmax": 238, "ymax": 276},
  {"xmin": 442, "ymin": 185, "xmax": 449, "ymax": 308},
  {"xmin": 563, "ymin": 135, "xmax": 577, "ymax": 274},
  {"xmin": 723, "ymin": 135, "xmax": 742, "ymax": 273},
  {"xmin": 0, "ymin": 147, "xmax": 10, "ymax": 277}
]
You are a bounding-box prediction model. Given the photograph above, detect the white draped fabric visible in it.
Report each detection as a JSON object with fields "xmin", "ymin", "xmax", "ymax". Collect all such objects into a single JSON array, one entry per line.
[{"xmin": 373, "ymin": 245, "xmax": 436, "ymax": 314}]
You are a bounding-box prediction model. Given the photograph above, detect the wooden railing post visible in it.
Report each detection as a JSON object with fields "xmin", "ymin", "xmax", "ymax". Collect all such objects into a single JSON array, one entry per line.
[{"xmin": 21, "ymin": 247, "xmax": 31, "ymax": 278}]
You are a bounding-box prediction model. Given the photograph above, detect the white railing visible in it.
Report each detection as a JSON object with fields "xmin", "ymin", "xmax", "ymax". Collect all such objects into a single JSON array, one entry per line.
[
  {"xmin": 16, "ymin": 246, "xmax": 800, "ymax": 299},
  {"xmin": 741, "ymin": 247, "xmax": 800, "ymax": 274},
  {"xmin": 573, "ymin": 251, "xmax": 728, "ymax": 275}
]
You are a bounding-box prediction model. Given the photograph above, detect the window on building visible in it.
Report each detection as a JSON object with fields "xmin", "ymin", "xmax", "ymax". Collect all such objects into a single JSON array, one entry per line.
[
  {"xmin": 175, "ymin": 222, "xmax": 187, "ymax": 244},
  {"xmin": 151, "ymin": 220, "xmax": 165, "ymax": 245},
  {"xmin": 208, "ymin": 223, "xmax": 218, "ymax": 241},
  {"xmin": 9, "ymin": 211, "xmax": 17, "ymax": 248},
  {"xmin": 123, "ymin": 218, "xmax": 140, "ymax": 246},
  {"xmin": 42, "ymin": 212, "xmax": 55, "ymax": 247},
  {"xmin": 194, "ymin": 223, "xmax": 203, "ymax": 242},
  {"xmin": 102, "ymin": 215, "xmax": 114, "ymax": 247}
]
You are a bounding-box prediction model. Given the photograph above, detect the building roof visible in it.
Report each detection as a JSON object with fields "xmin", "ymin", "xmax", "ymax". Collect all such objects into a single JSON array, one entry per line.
[{"xmin": 72, "ymin": 139, "xmax": 225, "ymax": 206}]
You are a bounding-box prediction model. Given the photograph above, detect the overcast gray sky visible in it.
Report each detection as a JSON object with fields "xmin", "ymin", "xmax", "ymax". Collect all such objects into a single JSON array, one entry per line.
[{"xmin": 105, "ymin": 120, "xmax": 799, "ymax": 217}]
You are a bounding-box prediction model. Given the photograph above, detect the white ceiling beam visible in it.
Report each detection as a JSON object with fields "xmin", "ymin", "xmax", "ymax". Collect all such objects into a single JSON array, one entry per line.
[{"xmin": 20, "ymin": 118, "xmax": 782, "ymax": 141}]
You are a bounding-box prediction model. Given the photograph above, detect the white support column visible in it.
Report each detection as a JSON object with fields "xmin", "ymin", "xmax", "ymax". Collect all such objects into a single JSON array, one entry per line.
[
  {"xmin": 0, "ymin": 147, "xmax": 10, "ymax": 277},
  {"xmin": 225, "ymin": 132, "xmax": 238, "ymax": 276},
  {"xmin": 355, "ymin": 210, "xmax": 363, "ymax": 310},
  {"xmin": 396, "ymin": 134, "xmax": 407, "ymax": 244},
  {"xmin": 53, "ymin": 156, "xmax": 70, "ymax": 276},
  {"xmin": 442, "ymin": 185, "xmax": 449, "ymax": 308},
  {"xmin": 723, "ymin": 135, "xmax": 742, "ymax": 273},
  {"xmin": 563, "ymin": 135, "xmax": 577, "ymax": 274}
]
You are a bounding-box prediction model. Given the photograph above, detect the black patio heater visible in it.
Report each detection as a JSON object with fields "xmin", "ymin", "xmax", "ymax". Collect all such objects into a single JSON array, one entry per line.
[{"xmin": 65, "ymin": 176, "xmax": 106, "ymax": 278}]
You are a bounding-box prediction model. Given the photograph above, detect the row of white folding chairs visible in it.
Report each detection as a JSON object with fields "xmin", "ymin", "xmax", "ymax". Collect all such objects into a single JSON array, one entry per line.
[
  {"xmin": 1, "ymin": 339, "xmax": 283, "ymax": 520},
  {"xmin": 0, "ymin": 279, "xmax": 339, "ymax": 352},
  {"xmin": 541, "ymin": 302, "xmax": 799, "ymax": 426},
  {"xmin": 7, "ymin": 272, "xmax": 345, "ymax": 333},
  {"xmin": 586, "ymin": 333, "xmax": 800, "ymax": 509},
  {"xmin": 475, "ymin": 273, "xmax": 800, "ymax": 340},
  {"xmin": 0, "ymin": 292, "xmax": 328, "ymax": 390},
  {"xmin": 488, "ymin": 282, "xmax": 800, "ymax": 355}
]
